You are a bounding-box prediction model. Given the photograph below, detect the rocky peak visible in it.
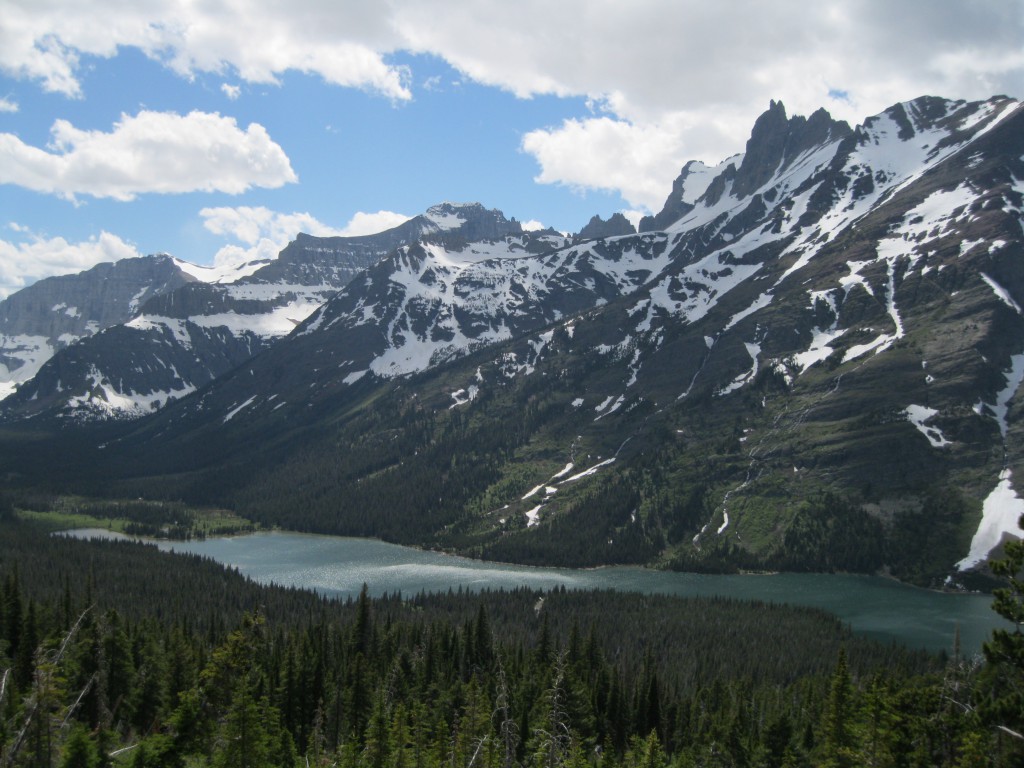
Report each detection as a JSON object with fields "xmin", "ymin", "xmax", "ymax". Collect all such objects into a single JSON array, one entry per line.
[
  {"xmin": 575, "ymin": 212, "xmax": 636, "ymax": 241},
  {"xmin": 422, "ymin": 202, "xmax": 523, "ymax": 241},
  {"xmin": 730, "ymin": 101, "xmax": 851, "ymax": 199},
  {"xmin": 244, "ymin": 203, "xmax": 516, "ymax": 287},
  {"xmin": 639, "ymin": 160, "xmax": 720, "ymax": 232}
]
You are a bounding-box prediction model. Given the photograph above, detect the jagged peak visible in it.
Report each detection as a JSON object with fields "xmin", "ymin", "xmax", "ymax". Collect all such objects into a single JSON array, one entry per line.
[
  {"xmin": 575, "ymin": 212, "xmax": 636, "ymax": 241},
  {"xmin": 641, "ymin": 101, "xmax": 853, "ymax": 231},
  {"xmin": 425, "ymin": 201, "xmax": 488, "ymax": 215},
  {"xmin": 418, "ymin": 201, "xmax": 522, "ymax": 241},
  {"xmin": 638, "ymin": 158, "xmax": 737, "ymax": 232},
  {"xmin": 730, "ymin": 100, "xmax": 851, "ymax": 198},
  {"xmin": 423, "ymin": 202, "xmax": 485, "ymax": 231}
]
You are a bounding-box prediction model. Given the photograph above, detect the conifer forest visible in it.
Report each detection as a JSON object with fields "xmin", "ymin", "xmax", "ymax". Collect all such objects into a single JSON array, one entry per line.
[{"xmin": 0, "ymin": 510, "xmax": 1022, "ymax": 768}]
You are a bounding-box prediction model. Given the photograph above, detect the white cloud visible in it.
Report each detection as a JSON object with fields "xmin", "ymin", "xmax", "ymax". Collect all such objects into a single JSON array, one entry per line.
[
  {"xmin": 0, "ymin": 229, "xmax": 140, "ymax": 298},
  {"xmin": 620, "ymin": 210, "xmax": 645, "ymax": 231},
  {"xmin": 0, "ymin": 0, "xmax": 410, "ymax": 100},
  {"xmin": 0, "ymin": 96, "xmax": 17, "ymax": 113},
  {"xmin": 3, "ymin": 1, "xmax": 1021, "ymax": 208},
  {"xmin": 200, "ymin": 206, "xmax": 410, "ymax": 269},
  {"xmin": 521, "ymin": 220, "xmax": 545, "ymax": 232},
  {"xmin": 400, "ymin": 0, "xmax": 1023, "ymax": 211},
  {"xmin": 522, "ymin": 115, "xmax": 718, "ymax": 212},
  {"xmin": 221, "ymin": 83, "xmax": 241, "ymax": 100},
  {"xmin": 340, "ymin": 210, "xmax": 411, "ymax": 236},
  {"xmin": 200, "ymin": 206, "xmax": 332, "ymax": 245},
  {"xmin": 0, "ymin": 110, "xmax": 296, "ymax": 201}
]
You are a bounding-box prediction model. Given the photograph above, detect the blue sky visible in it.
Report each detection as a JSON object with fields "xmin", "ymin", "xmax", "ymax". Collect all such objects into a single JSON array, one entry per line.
[
  {"xmin": 1, "ymin": 50, "xmax": 613, "ymax": 265},
  {"xmin": 0, "ymin": 0, "xmax": 1021, "ymax": 296}
]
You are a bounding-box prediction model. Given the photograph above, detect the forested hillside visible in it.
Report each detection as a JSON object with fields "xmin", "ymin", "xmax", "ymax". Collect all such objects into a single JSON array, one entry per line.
[{"xmin": 0, "ymin": 515, "xmax": 1021, "ymax": 767}]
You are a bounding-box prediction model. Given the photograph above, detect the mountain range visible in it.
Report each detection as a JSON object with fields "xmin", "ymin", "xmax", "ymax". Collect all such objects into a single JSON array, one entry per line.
[{"xmin": 2, "ymin": 94, "xmax": 1022, "ymax": 586}]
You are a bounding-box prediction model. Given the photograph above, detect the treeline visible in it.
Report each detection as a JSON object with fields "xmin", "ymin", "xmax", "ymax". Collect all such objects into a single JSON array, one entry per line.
[{"xmin": 0, "ymin": 520, "xmax": 1022, "ymax": 767}]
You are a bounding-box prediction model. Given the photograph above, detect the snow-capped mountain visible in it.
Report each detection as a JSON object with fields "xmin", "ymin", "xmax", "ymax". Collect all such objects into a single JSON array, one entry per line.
[
  {"xmin": 0, "ymin": 203, "xmax": 526, "ymax": 419},
  {"xmin": 0, "ymin": 254, "xmax": 197, "ymax": 400},
  {"xmin": 4, "ymin": 95, "xmax": 1023, "ymax": 583}
]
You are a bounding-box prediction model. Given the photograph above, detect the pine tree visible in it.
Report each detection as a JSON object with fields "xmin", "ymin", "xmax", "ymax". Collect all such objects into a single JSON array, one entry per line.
[
  {"xmin": 60, "ymin": 723, "xmax": 99, "ymax": 768},
  {"xmin": 821, "ymin": 648, "xmax": 856, "ymax": 768},
  {"xmin": 213, "ymin": 681, "xmax": 271, "ymax": 768},
  {"xmin": 363, "ymin": 689, "xmax": 392, "ymax": 768}
]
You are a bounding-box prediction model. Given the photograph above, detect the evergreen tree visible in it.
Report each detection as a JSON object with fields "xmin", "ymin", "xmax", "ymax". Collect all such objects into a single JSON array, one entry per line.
[
  {"xmin": 15, "ymin": 601, "xmax": 38, "ymax": 690},
  {"xmin": 763, "ymin": 712, "xmax": 793, "ymax": 768},
  {"xmin": 821, "ymin": 648, "xmax": 855, "ymax": 767},
  {"xmin": 625, "ymin": 730, "xmax": 666, "ymax": 768},
  {"xmin": 213, "ymin": 681, "xmax": 271, "ymax": 768},
  {"xmin": 60, "ymin": 724, "xmax": 99, "ymax": 768},
  {"xmin": 363, "ymin": 689, "xmax": 392, "ymax": 768}
]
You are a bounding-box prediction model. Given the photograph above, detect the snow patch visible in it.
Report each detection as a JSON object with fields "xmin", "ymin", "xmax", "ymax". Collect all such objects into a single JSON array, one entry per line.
[
  {"xmin": 126, "ymin": 315, "xmax": 193, "ymax": 349},
  {"xmin": 717, "ymin": 342, "xmax": 761, "ymax": 396},
  {"xmin": 980, "ymin": 272, "xmax": 1023, "ymax": 314},
  {"xmin": 223, "ymin": 395, "xmax": 258, "ymax": 423},
  {"xmin": 0, "ymin": 334, "xmax": 53, "ymax": 398},
  {"xmin": 173, "ymin": 256, "xmax": 267, "ymax": 284},
  {"xmin": 957, "ymin": 469, "xmax": 1024, "ymax": 570},
  {"xmin": 594, "ymin": 395, "xmax": 625, "ymax": 421},
  {"xmin": 550, "ymin": 463, "xmax": 574, "ymax": 480},
  {"xmin": 522, "ymin": 485, "xmax": 544, "ymax": 500},
  {"xmin": 839, "ymin": 260, "xmax": 875, "ymax": 298},
  {"xmin": 560, "ymin": 458, "xmax": 616, "ymax": 483},
  {"xmin": 449, "ymin": 385, "xmax": 479, "ymax": 408},
  {"xmin": 65, "ymin": 364, "xmax": 196, "ymax": 417},
  {"xmin": 724, "ymin": 292, "xmax": 772, "ymax": 331},
  {"xmin": 974, "ymin": 353, "xmax": 1024, "ymax": 437},
  {"xmin": 424, "ymin": 205, "xmax": 467, "ymax": 232},
  {"xmin": 792, "ymin": 327, "xmax": 845, "ymax": 373},
  {"xmin": 904, "ymin": 404, "xmax": 952, "ymax": 448}
]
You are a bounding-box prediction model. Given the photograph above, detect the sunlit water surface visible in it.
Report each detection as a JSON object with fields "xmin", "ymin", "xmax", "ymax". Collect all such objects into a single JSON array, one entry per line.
[{"xmin": 69, "ymin": 529, "xmax": 1002, "ymax": 653}]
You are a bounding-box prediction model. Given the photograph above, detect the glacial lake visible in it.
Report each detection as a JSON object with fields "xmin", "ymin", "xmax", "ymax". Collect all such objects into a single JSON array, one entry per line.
[{"xmin": 70, "ymin": 529, "xmax": 1005, "ymax": 654}]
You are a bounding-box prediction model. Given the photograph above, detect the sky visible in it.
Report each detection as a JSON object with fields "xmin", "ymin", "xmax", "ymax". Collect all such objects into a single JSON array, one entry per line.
[{"xmin": 0, "ymin": 1, "xmax": 1021, "ymax": 298}]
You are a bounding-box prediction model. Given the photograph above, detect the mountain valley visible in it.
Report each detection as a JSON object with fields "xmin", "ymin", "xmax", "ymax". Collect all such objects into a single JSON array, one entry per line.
[{"xmin": 2, "ymin": 95, "xmax": 1024, "ymax": 586}]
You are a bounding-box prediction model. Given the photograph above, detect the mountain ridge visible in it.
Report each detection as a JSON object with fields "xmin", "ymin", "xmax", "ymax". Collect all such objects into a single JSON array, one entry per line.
[
  {"xmin": 0, "ymin": 202, "xmax": 526, "ymax": 420},
  {"xmin": 1, "ymin": 95, "xmax": 1022, "ymax": 585}
]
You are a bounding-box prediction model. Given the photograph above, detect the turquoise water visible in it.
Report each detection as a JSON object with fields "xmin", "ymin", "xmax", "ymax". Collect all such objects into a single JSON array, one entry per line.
[{"xmin": 71, "ymin": 529, "xmax": 1003, "ymax": 653}]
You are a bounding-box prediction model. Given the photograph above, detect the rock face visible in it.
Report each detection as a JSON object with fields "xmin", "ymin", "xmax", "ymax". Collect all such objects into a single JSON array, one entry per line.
[
  {"xmin": 0, "ymin": 255, "xmax": 195, "ymax": 398},
  {"xmin": 4, "ymin": 96, "xmax": 1024, "ymax": 583},
  {"xmin": 729, "ymin": 101, "xmax": 851, "ymax": 199}
]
